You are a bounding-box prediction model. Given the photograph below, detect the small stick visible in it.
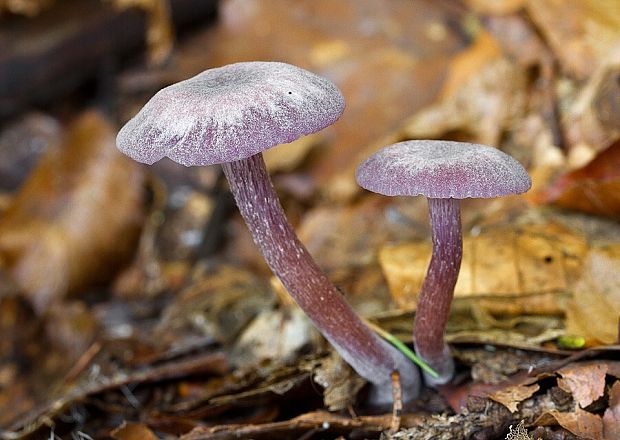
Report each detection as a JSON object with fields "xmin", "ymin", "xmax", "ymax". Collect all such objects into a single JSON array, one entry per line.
[
  {"xmin": 389, "ymin": 370, "xmax": 402, "ymax": 435},
  {"xmin": 62, "ymin": 342, "xmax": 102, "ymax": 384}
]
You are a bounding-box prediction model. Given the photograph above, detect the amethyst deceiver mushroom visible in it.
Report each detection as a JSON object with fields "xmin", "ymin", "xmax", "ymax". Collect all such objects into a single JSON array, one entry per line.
[
  {"xmin": 356, "ymin": 140, "xmax": 531, "ymax": 385},
  {"xmin": 117, "ymin": 62, "xmax": 419, "ymax": 404}
]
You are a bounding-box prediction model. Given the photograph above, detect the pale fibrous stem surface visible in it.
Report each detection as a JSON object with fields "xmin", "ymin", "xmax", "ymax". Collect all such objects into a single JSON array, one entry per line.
[{"xmin": 223, "ymin": 153, "xmax": 420, "ymax": 403}]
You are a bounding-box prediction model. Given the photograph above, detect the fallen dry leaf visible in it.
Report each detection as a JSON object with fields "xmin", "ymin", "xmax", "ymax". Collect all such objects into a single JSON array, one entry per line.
[
  {"xmin": 525, "ymin": 0, "xmax": 620, "ymax": 80},
  {"xmin": 483, "ymin": 14, "xmax": 553, "ymax": 71},
  {"xmin": 565, "ymin": 305, "xmax": 617, "ymax": 347},
  {"xmin": 536, "ymin": 408, "xmax": 603, "ymax": 440},
  {"xmin": 111, "ymin": 422, "xmax": 159, "ymax": 440},
  {"xmin": 603, "ymin": 380, "xmax": 620, "ymax": 439},
  {"xmin": 562, "ymin": 46, "xmax": 620, "ymax": 157},
  {"xmin": 401, "ymin": 30, "xmax": 528, "ymax": 147},
  {"xmin": 534, "ymin": 139, "xmax": 620, "ymax": 219},
  {"xmin": 437, "ymin": 31, "xmax": 503, "ymax": 102},
  {"xmin": 0, "ymin": 111, "xmax": 146, "ymax": 313},
  {"xmin": 380, "ymin": 222, "xmax": 587, "ymax": 314},
  {"xmin": 557, "ymin": 362, "xmax": 607, "ymax": 408},
  {"xmin": 488, "ymin": 381, "xmax": 540, "ymax": 413},
  {"xmin": 605, "ymin": 362, "xmax": 620, "ymax": 379},
  {"xmin": 564, "ymin": 244, "xmax": 620, "ymax": 345}
]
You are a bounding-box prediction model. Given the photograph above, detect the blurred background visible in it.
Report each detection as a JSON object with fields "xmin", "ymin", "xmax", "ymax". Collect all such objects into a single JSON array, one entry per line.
[{"xmin": 1, "ymin": 0, "xmax": 620, "ymax": 439}]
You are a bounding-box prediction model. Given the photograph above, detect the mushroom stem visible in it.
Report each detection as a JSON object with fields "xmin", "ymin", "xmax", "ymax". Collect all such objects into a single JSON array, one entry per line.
[
  {"xmin": 413, "ymin": 197, "xmax": 462, "ymax": 385},
  {"xmin": 222, "ymin": 153, "xmax": 419, "ymax": 404}
]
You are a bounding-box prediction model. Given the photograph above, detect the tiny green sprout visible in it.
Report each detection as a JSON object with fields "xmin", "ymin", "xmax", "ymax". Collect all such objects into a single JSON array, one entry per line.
[
  {"xmin": 364, "ymin": 319, "xmax": 439, "ymax": 379},
  {"xmin": 557, "ymin": 335, "xmax": 586, "ymax": 350}
]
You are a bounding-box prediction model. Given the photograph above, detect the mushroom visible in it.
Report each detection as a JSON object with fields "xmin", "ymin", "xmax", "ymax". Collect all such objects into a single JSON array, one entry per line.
[
  {"xmin": 117, "ymin": 62, "xmax": 420, "ymax": 404},
  {"xmin": 356, "ymin": 140, "xmax": 531, "ymax": 384}
]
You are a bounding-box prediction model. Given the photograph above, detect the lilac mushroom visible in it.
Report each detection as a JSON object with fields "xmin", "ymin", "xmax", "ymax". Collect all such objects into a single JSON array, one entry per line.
[
  {"xmin": 356, "ymin": 140, "xmax": 531, "ymax": 385},
  {"xmin": 117, "ymin": 62, "xmax": 420, "ymax": 404}
]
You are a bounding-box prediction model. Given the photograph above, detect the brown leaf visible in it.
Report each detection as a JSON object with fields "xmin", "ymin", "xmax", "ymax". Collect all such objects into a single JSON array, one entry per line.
[
  {"xmin": 484, "ymin": 14, "xmax": 553, "ymax": 70},
  {"xmin": 488, "ymin": 381, "xmax": 540, "ymax": 413},
  {"xmin": 0, "ymin": 111, "xmax": 146, "ymax": 313},
  {"xmin": 401, "ymin": 31, "xmax": 528, "ymax": 147},
  {"xmin": 111, "ymin": 422, "xmax": 159, "ymax": 440},
  {"xmin": 562, "ymin": 52, "xmax": 620, "ymax": 157},
  {"xmin": 606, "ymin": 362, "xmax": 620, "ymax": 379},
  {"xmin": 380, "ymin": 222, "xmax": 587, "ymax": 314},
  {"xmin": 525, "ymin": 0, "xmax": 620, "ymax": 79},
  {"xmin": 536, "ymin": 408, "xmax": 603, "ymax": 440},
  {"xmin": 564, "ymin": 244, "xmax": 620, "ymax": 345},
  {"xmin": 557, "ymin": 362, "xmax": 607, "ymax": 408},
  {"xmin": 438, "ymin": 31, "xmax": 503, "ymax": 101},
  {"xmin": 564, "ymin": 295, "xmax": 619, "ymax": 346},
  {"xmin": 535, "ymin": 139, "xmax": 620, "ymax": 219},
  {"xmin": 603, "ymin": 380, "xmax": 620, "ymax": 440}
]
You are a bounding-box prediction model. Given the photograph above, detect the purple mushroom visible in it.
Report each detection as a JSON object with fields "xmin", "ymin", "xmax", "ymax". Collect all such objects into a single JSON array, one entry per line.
[
  {"xmin": 356, "ymin": 140, "xmax": 531, "ymax": 384},
  {"xmin": 117, "ymin": 62, "xmax": 420, "ymax": 404}
]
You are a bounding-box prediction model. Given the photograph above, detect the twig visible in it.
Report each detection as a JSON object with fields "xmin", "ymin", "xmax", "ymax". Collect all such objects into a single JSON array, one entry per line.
[
  {"xmin": 62, "ymin": 342, "xmax": 102, "ymax": 384},
  {"xmin": 389, "ymin": 371, "xmax": 402, "ymax": 435}
]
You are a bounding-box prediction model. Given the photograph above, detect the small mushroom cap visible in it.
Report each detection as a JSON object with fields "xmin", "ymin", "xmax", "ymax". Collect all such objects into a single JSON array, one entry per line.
[
  {"xmin": 356, "ymin": 140, "xmax": 531, "ymax": 199},
  {"xmin": 117, "ymin": 62, "xmax": 345, "ymax": 166}
]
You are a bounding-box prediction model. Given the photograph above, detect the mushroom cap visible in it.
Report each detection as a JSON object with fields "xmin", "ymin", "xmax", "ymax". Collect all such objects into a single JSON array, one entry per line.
[
  {"xmin": 356, "ymin": 140, "xmax": 531, "ymax": 198},
  {"xmin": 117, "ymin": 62, "xmax": 345, "ymax": 166}
]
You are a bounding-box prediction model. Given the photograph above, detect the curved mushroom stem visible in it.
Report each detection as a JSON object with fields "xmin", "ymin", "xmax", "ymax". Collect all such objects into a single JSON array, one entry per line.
[
  {"xmin": 222, "ymin": 153, "xmax": 420, "ymax": 405},
  {"xmin": 413, "ymin": 197, "xmax": 462, "ymax": 385}
]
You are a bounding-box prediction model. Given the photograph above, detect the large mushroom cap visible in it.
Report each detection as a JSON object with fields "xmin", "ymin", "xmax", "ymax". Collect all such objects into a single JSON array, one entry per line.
[
  {"xmin": 117, "ymin": 62, "xmax": 345, "ymax": 166},
  {"xmin": 356, "ymin": 140, "xmax": 531, "ymax": 199}
]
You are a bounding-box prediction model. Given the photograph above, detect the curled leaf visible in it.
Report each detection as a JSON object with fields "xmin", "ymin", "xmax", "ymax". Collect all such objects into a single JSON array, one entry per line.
[
  {"xmin": 557, "ymin": 362, "xmax": 607, "ymax": 408},
  {"xmin": 534, "ymin": 139, "xmax": 620, "ymax": 219}
]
